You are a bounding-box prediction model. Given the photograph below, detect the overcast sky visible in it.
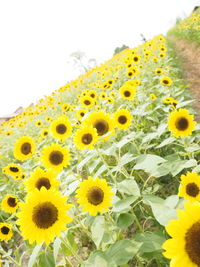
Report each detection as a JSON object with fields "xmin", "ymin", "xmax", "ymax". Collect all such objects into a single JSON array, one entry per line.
[{"xmin": 0, "ymin": 0, "xmax": 199, "ymax": 116}]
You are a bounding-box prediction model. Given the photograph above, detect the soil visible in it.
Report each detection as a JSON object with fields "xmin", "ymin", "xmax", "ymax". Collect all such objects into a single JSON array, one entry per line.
[{"xmin": 169, "ymin": 37, "xmax": 200, "ymax": 122}]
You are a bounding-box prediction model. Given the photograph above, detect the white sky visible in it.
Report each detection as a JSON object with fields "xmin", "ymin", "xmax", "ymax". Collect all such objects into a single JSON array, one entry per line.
[{"xmin": 0, "ymin": 0, "xmax": 199, "ymax": 116}]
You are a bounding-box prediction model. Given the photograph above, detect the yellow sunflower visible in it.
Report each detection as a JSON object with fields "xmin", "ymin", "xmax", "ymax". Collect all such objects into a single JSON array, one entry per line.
[
  {"xmin": 162, "ymin": 202, "xmax": 200, "ymax": 267},
  {"xmin": 168, "ymin": 109, "xmax": 196, "ymax": 138},
  {"xmin": 50, "ymin": 116, "xmax": 72, "ymax": 140},
  {"xmin": 178, "ymin": 172, "xmax": 200, "ymax": 202},
  {"xmin": 24, "ymin": 167, "xmax": 60, "ymax": 192},
  {"xmin": 41, "ymin": 144, "xmax": 70, "ymax": 172},
  {"xmin": 41, "ymin": 128, "xmax": 49, "ymax": 138},
  {"xmin": 119, "ymin": 84, "xmax": 136, "ymax": 100},
  {"xmin": 1, "ymin": 195, "xmax": 19, "ymax": 213},
  {"xmin": 76, "ymin": 109, "xmax": 87, "ymax": 119},
  {"xmin": 0, "ymin": 223, "xmax": 13, "ymax": 241},
  {"xmin": 160, "ymin": 76, "xmax": 173, "ymax": 86},
  {"xmin": 73, "ymin": 126, "xmax": 99, "ymax": 150},
  {"xmin": 13, "ymin": 136, "xmax": 35, "ymax": 161},
  {"xmin": 83, "ymin": 111, "xmax": 115, "ymax": 140},
  {"xmin": 80, "ymin": 96, "xmax": 95, "ymax": 108},
  {"xmin": 76, "ymin": 177, "xmax": 114, "ymax": 216},
  {"xmin": 113, "ymin": 109, "xmax": 132, "ymax": 130},
  {"xmin": 2, "ymin": 164, "xmax": 23, "ymax": 180},
  {"xmin": 17, "ymin": 187, "xmax": 72, "ymax": 245},
  {"xmin": 150, "ymin": 93, "xmax": 157, "ymax": 100}
]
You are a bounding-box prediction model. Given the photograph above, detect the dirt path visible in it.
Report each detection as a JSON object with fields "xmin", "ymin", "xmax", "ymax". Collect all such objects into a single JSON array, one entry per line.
[{"xmin": 169, "ymin": 37, "xmax": 200, "ymax": 122}]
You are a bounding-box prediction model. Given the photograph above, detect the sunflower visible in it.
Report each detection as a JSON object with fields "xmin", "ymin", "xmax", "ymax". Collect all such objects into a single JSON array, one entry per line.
[
  {"xmin": 1, "ymin": 195, "xmax": 19, "ymax": 213},
  {"xmin": 163, "ymin": 97, "xmax": 174, "ymax": 104},
  {"xmin": 0, "ymin": 223, "xmax": 13, "ymax": 241},
  {"xmin": 150, "ymin": 93, "xmax": 157, "ymax": 100},
  {"xmin": 35, "ymin": 120, "xmax": 43, "ymax": 127},
  {"xmin": 62, "ymin": 103, "xmax": 70, "ymax": 112},
  {"xmin": 83, "ymin": 111, "xmax": 114, "ymax": 140},
  {"xmin": 178, "ymin": 172, "xmax": 200, "ymax": 202},
  {"xmin": 13, "ymin": 136, "xmax": 35, "ymax": 161},
  {"xmin": 126, "ymin": 66, "xmax": 139, "ymax": 78},
  {"xmin": 41, "ymin": 144, "xmax": 70, "ymax": 172},
  {"xmin": 76, "ymin": 177, "xmax": 114, "ymax": 216},
  {"xmin": 24, "ymin": 167, "xmax": 60, "ymax": 192},
  {"xmin": 160, "ymin": 76, "xmax": 173, "ymax": 86},
  {"xmin": 113, "ymin": 109, "xmax": 132, "ymax": 130},
  {"xmin": 3, "ymin": 164, "xmax": 22, "ymax": 180},
  {"xmin": 162, "ymin": 202, "xmax": 200, "ymax": 267},
  {"xmin": 17, "ymin": 187, "xmax": 72, "ymax": 245},
  {"xmin": 50, "ymin": 116, "xmax": 72, "ymax": 140},
  {"xmin": 76, "ymin": 109, "xmax": 87, "ymax": 119},
  {"xmin": 155, "ymin": 68, "xmax": 163, "ymax": 75},
  {"xmin": 168, "ymin": 109, "xmax": 196, "ymax": 138},
  {"xmin": 41, "ymin": 128, "xmax": 49, "ymax": 138},
  {"xmin": 80, "ymin": 96, "xmax": 95, "ymax": 108},
  {"xmin": 119, "ymin": 84, "xmax": 136, "ymax": 100},
  {"xmin": 73, "ymin": 126, "xmax": 99, "ymax": 150}
]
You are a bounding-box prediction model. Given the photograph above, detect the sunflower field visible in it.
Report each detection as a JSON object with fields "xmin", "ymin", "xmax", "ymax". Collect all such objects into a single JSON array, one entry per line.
[{"xmin": 1, "ymin": 10, "xmax": 200, "ymax": 267}]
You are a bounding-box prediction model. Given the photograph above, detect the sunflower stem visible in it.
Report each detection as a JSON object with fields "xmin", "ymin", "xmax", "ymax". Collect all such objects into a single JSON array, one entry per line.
[
  {"xmin": 0, "ymin": 248, "xmax": 20, "ymax": 266},
  {"xmin": 60, "ymin": 236, "xmax": 83, "ymax": 264}
]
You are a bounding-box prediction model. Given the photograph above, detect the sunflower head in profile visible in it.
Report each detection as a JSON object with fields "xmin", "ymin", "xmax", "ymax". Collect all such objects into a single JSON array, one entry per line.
[
  {"xmin": 41, "ymin": 144, "xmax": 70, "ymax": 172},
  {"xmin": 1, "ymin": 195, "xmax": 19, "ymax": 213},
  {"xmin": 17, "ymin": 187, "xmax": 72, "ymax": 245},
  {"xmin": 168, "ymin": 108, "xmax": 196, "ymax": 138},
  {"xmin": 73, "ymin": 126, "xmax": 99, "ymax": 150},
  {"xmin": 160, "ymin": 76, "xmax": 173, "ymax": 86},
  {"xmin": 162, "ymin": 202, "xmax": 200, "ymax": 266},
  {"xmin": 13, "ymin": 136, "xmax": 35, "ymax": 161},
  {"xmin": 0, "ymin": 223, "xmax": 13, "ymax": 241},
  {"xmin": 150, "ymin": 93, "xmax": 157, "ymax": 100},
  {"xmin": 83, "ymin": 111, "xmax": 115, "ymax": 140},
  {"xmin": 24, "ymin": 167, "xmax": 60, "ymax": 192},
  {"xmin": 113, "ymin": 109, "xmax": 132, "ymax": 130},
  {"xmin": 3, "ymin": 164, "xmax": 22, "ymax": 180},
  {"xmin": 178, "ymin": 172, "xmax": 200, "ymax": 202},
  {"xmin": 76, "ymin": 177, "xmax": 114, "ymax": 216},
  {"xmin": 50, "ymin": 116, "xmax": 72, "ymax": 140}
]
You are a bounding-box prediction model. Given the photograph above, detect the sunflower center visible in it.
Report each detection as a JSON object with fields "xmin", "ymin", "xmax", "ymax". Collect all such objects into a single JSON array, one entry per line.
[
  {"xmin": 80, "ymin": 112, "xmax": 85, "ymax": 117},
  {"xmin": 49, "ymin": 151, "xmax": 63, "ymax": 165},
  {"xmin": 186, "ymin": 183, "xmax": 199, "ymax": 197},
  {"xmin": 35, "ymin": 177, "xmax": 51, "ymax": 190},
  {"xmin": 118, "ymin": 115, "xmax": 127, "ymax": 124},
  {"xmin": 21, "ymin": 142, "xmax": 31, "ymax": 155},
  {"xmin": 163, "ymin": 79, "xmax": 169, "ymax": 85},
  {"xmin": 32, "ymin": 202, "xmax": 58, "ymax": 229},
  {"xmin": 7, "ymin": 197, "xmax": 17, "ymax": 207},
  {"xmin": 175, "ymin": 117, "xmax": 189, "ymax": 131},
  {"xmin": 82, "ymin": 133, "xmax": 93, "ymax": 145},
  {"xmin": 93, "ymin": 119, "xmax": 109, "ymax": 136},
  {"xmin": 185, "ymin": 221, "xmax": 200, "ymax": 265},
  {"xmin": 56, "ymin": 124, "xmax": 67, "ymax": 134},
  {"xmin": 87, "ymin": 186, "xmax": 104, "ymax": 205},
  {"xmin": 84, "ymin": 100, "xmax": 91, "ymax": 105},
  {"xmin": 124, "ymin": 90, "xmax": 131, "ymax": 97},
  {"xmin": 9, "ymin": 167, "xmax": 19, "ymax": 173},
  {"xmin": 1, "ymin": 226, "xmax": 9, "ymax": 235}
]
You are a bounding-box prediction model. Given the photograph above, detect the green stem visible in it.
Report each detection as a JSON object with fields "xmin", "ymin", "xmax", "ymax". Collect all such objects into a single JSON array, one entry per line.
[
  {"xmin": 0, "ymin": 248, "xmax": 20, "ymax": 266},
  {"xmin": 60, "ymin": 236, "xmax": 83, "ymax": 264}
]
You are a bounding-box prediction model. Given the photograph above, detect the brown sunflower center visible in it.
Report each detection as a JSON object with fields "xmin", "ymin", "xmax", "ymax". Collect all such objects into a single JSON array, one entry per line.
[
  {"xmin": 82, "ymin": 134, "xmax": 93, "ymax": 145},
  {"xmin": 9, "ymin": 167, "xmax": 19, "ymax": 173},
  {"xmin": 84, "ymin": 100, "xmax": 91, "ymax": 106},
  {"xmin": 80, "ymin": 112, "xmax": 85, "ymax": 117},
  {"xmin": 186, "ymin": 183, "xmax": 199, "ymax": 197},
  {"xmin": 7, "ymin": 197, "xmax": 17, "ymax": 207},
  {"xmin": 21, "ymin": 142, "xmax": 31, "ymax": 155},
  {"xmin": 49, "ymin": 151, "xmax": 64, "ymax": 165},
  {"xmin": 118, "ymin": 115, "xmax": 127, "ymax": 124},
  {"xmin": 32, "ymin": 201, "xmax": 58, "ymax": 229},
  {"xmin": 163, "ymin": 79, "xmax": 169, "ymax": 85},
  {"xmin": 35, "ymin": 177, "xmax": 51, "ymax": 190},
  {"xmin": 56, "ymin": 124, "xmax": 67, "ymax": 134},
  {"xmin": 93, "ymin": 119, "xmax": 109, "ymax": 136},
  {"xmin": 175, "ymin": 117, "xmax": 189, "ymax": 131},
  {"xmin": 1, "ymin": 226, "xmax": 9, "ymax": 235},
  {"xmin": 124, "ymin": 90, "xmax": 131, "ymax": 97},
  {"xmin": 128, "ymin": 72, "xmax": 133, "ymax": 77},
  {"xmin": 185, "ymin": 221, "xmax": 200, "ymax": 265},
  {"xmin": 87, "ymin": 186, "xmax": 104, "ymax": 205}
]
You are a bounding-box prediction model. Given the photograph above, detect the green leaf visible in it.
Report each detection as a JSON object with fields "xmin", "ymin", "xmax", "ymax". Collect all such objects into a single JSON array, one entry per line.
[
  {"xmin": 117, "ymin": 213, "xmax": 135, "ymax": 230},
  {"xmin": 82, "ymin": 251, "xmax": 115, "ymax": 267},
  {"xmin": 112, "ymin": 196, "xmax": 138, "ymax": 213},
  {"xmin": 28, "ymin": 244, "xmax": 43, "ymax": 267},
  {"xmin": 135, "ymin": 232, "xmax": 165, "ymax": 253},
  {"xmin": 156, "ymin": 137, "xmax": 175, "ymax": 148},
  {"xmin": 94, "ymin": 164, "xmax": 107, "ymax": 177},
  {"xmin": 38, "ymin": 252, "xmax": 55, "ymax": 267},
  {"xmin": 91, "ymin": 216, "xmax": 105, "ymax": 248},
  {"xmin": 117, "ymin": 179, "xmax": 140, "ymax": 196},
  {"xmin": 53, "ymin": 237, "xmax": 61, "ymax": 262},
  {"xmin": 105, "ymin": 240, "xmax": 142, "ymax": 265}
]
